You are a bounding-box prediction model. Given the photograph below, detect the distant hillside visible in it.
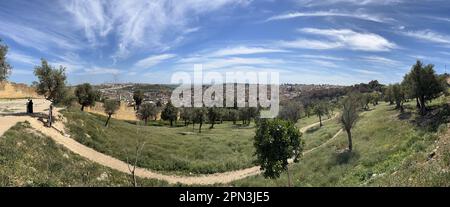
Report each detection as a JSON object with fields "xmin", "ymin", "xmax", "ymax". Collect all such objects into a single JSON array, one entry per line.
[{"xmin": 0, "ymin": 81, "xmax": 39, "ymax": 99}]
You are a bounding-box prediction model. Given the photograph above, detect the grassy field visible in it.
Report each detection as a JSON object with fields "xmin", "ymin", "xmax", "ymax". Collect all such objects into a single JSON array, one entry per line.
[
  {"xmin": 296, "ymin": 115, "xmax": 322, "ymax": 129},
  {"xmin": 63, "ymin": 109, "xmax": 257, "ymax": 175},
  {"xmin": 230, "ymin": 101, "xmax": 450, "ymax": 187},
  {"xmin": 0, "ymin": 121, "xmax": 169, "ymax": 187},
  {"xmin": 302, "ymin": 118, "xmax": 342, "ymax": 151}
]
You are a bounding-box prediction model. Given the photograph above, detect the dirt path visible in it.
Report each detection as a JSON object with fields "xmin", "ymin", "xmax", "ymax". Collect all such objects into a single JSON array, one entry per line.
[{"xmin": 0, "ymin": 105, "xmax": 342, "ymax": 185}]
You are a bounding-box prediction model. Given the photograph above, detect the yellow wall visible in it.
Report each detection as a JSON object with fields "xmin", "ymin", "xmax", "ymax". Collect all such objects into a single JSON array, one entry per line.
[{"xmin": 0, "ymin": 81, "xmax": 39, "ymax": 99}]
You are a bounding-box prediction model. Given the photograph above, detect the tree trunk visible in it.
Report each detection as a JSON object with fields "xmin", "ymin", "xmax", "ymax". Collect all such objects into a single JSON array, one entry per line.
[
  {"xmin": 144, "ymin": 118, "xmax": 148, "ymax": 125},
  {"xmin": 210, "ymin": 120, "xmax": 215, "ymax": 129},
  {"xmin": 199, "ymin": 121, "xmax": 203, "ymax": 133},
  {"xmin": 170, "ymin": 120, "xmax": 173, "ymax": 127},
  {"xmin": 319, "ymin": 115, "xmax": 323, "ymax": 127},
  {"xmin": 287, "ymin": 165, "xmax": 292, "ymax": 187},
  {"xmin": 81, "ymin": 105, "xmax": 85, "ymax": 111},
  {"xmin": 105, "ymin": 114, "xmax": 111, "ymax": 127},
  {"xmin": 132, "ymin": 170, "xmax": 137, "ymax": 187},
  {"xmin": 48, "ymin": 104, "xmax": 53, "ymax": 127},
  {"xmin": 419, "ymin": 96, "xmax": 426, "ymax": 115},
  {"xmin": 346, "ymin": 129, "xmax": 352, "ymax": 152},
  {"xmin": 416, "ymin": 97, "xmax": 421, "ymax": 109}
]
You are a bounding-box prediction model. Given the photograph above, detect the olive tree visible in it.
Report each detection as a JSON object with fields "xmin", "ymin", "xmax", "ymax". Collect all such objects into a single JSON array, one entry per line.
[
  {"xmin": 104, "ymin": 99, "xmax": 119, "ymax": 127},
  {"xmin": 207, "ymin": 107, "xmax": 219, "ymax": 129},
  {"xmin": 33, "ymin": 59, "xmax": 67, "ymax": 127},
  {"xmin": 75, "ymin": 83, "xmax": 98, "ymax": 111},
  {"xmin": 278, "ymin": 101, "xmax": 303, "ymax": 123},
  {"xmin": 403, "ymin": 61, "xmax": 445, "ymax": 115},
  {"xmin": 161, "ymin": 101, "xmax": 178, "ymax": 126},
  {"xmin": 340, "ymin": 94, "xmax": 359, "ymax": 152},
  {"xmin": 137, "ymin": 102, "xmax": 158, "ymax": 125},
  {"xmin": 133, "ymin": 90, "xmax": 144, "ymax": 111},
  {"xmin": 391, "ymin": 84, "xmax": 406, "ymax": 112},
  {"xmin": 313, "ymin": 101, "xmax": 329, "ymax": 127},
  {"xmin": 254, "ymin": 119, "xmax": 303, "ymax": 187},
  {"xmin": 0, "ymin": 39, "xmax": 12, "ymax": 81},
  {"xmin": 194, "ymin": 107, "xmax": 207, "ymax": 133}
]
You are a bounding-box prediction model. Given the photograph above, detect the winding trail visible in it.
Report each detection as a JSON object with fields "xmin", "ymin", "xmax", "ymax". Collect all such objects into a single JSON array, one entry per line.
[{"xmin": 0, "ymin": 107, "xmax": 342, "ymax": 185}]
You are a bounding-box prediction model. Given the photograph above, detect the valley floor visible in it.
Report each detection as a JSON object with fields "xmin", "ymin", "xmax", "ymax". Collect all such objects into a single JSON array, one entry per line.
[{"xmin": 0, "ymin": 98, "xmax": 449, "ymax": 186}]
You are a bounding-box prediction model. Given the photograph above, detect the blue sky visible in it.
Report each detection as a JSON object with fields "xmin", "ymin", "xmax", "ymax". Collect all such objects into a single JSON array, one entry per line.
[{"xmin": 1, "ymin": 0, "xmax": 450, "ymax": 85}]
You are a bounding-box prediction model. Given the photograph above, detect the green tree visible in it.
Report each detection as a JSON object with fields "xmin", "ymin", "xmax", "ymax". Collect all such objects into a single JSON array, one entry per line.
[
  {"xmin": 403, "ymin": 60, "xmax": 445, "ymax": 115},
  {"xmin": 33, "ymin": 59, "xmax": 67, "ymax": 127},
  {"xmin": 361, "ymin": 93, "xmax": 371, "ymax": 110},
  {"xmin": 75, "ymin": 83, "xmax": 98, "ymax": 111},
  {"xmin": 278, "ymin": 101, "xmax": 303, "ymax": 123},
  {"xmin": 133, "ymin": 90, "xmax": 144, "ymax": 111},
  {"xmin": 254, "ymin": 119, "xmax": 303, "ymax": 187},
  {"xmin": 391, "ymin": 84, "xmax": 406, "ymax": 112},
  {"xmin": 194, "ymin": 107, "xmax": 207, "ymax": 133},
  {"xmin": 137, "ymin": 102, "xmax": 158, "ymax": 125},
  {"xmin": 207, "ymin": 106, "xmax": 219, "ymax": 129},
  {"xmin": 161, "ymin": 101, "xmax": 178, "ymax": 126},
  {"xmin": 313, "ymin": 101, "xmax": 329, "ymax": 127},
  {"xmin": 180, "ymin": 107, "xmax": 193, "ymax": 126},
  {"xmin": 104, "ymin": 99, "xmax": 119, "ymax": 127},
  {"xmin": 340, "ymin": 94, "xmax": 360, "ymax": 152},
  {"xmin": 383, "ymin": 85, "xmax": 394, "ymax": 105},
  {"xmin": 0, "ymin": 39, "xmax": 12, "ymax": 81},
  {"xmin": 370, "ymin": 92, "xmax": 381, "ymax": 106},
  {"xmin": 229, "ymin": 109, "xmax": 239, "ymax": 125}
]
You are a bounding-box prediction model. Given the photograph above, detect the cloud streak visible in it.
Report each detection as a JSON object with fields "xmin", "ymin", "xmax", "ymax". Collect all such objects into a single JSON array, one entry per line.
[
  {"xmin": 134, "ymin": 54, "xmax": 177, "ymax": 69},
  {"xmin": 266, "ymin": 11, "xmax": 389, "ymax": 23},
  {"xmin": 279, "ymin": 28, "xmax": 396, "ymax": 52}
]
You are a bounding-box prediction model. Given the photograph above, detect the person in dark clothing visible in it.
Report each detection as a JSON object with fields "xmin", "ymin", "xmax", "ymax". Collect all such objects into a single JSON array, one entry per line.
[
  {"xmin": 29, "ymin": 99, "xmax": 33, "ymax": 114},
  {"xmin": 26, "ymin": 99, "xmax": 30, "ymax": 113}
]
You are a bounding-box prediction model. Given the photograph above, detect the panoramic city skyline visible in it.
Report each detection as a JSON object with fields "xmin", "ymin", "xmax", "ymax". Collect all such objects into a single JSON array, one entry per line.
[{"xmin": 1, "ymin": 0, "xmax": 450, "ymax": 85}]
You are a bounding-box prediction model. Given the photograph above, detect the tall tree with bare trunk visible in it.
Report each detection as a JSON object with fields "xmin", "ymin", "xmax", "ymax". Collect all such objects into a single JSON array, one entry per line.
[{"xmin": 340, "ymin": 94, "xmax": 359, "ymax": 152}]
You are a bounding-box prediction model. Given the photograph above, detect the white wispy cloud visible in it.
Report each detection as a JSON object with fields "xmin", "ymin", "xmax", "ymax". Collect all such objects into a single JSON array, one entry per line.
[
  {"xmin": 64, "ymin": 0, "xmax": 251, "ymax": 59},
  {"xmin": 175, "ymin": 56, "xmax": 285, "ymax": 71},
  {"xmin": 266, "ymin": 10, "xmax": 388, "ymax": 23},
  {"xmin": 208, "ymin": 46, "xmax": 288, "ymax": 57},
  {"xmin": 279, "ymin": 39, "xmax": 343, "ymax": 50},
  {"xmin": 353, "ymin": 69, "xmax": 381, "ymax": 75},
  {"xmin": 282, "ymin": 28, "xmax": 396, "ymax": 51},
  {"xmin": 297, "ymin": 54, "xmax": 345, "ymax": 61},
  {"xmin": 295, "ymin": 0, "xmax": 402, "ymax": 6},
  {"xmin": 83, "ymin": 67, "xmax": 121, "ymax": 75},
  {"xmin": 7, "ymin": 51, "xmax": 38, "ymax": 66},
  {"xmin": 360, "ymin": 56, "xmax": 403, "ymax": 66},
  {"xmin": 0, "ymin": 20, "xmax": 81, "ymax": 52},
  {"xmin": 64, "ymin": 0, "xmax": 112, "ymax": 46},
  {"xmin": 134, "ymin": 54, "xmax": 177, "ymax": 68},
  {"xmin": 400, "ymin": 29, "xmax": 450, "ymax": 44}
]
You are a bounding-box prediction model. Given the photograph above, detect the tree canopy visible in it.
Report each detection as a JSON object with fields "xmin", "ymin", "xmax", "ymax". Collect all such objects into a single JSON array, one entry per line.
[
  {"xmin": 104, "ymin": 99, "xmax": 120, "ymax": 127},
  {"xmin": 340, "ymin": 94, "xmax": 360, "ymax": 152},
  {"xmin": 278, "ymin": 101, "xmax": 303, "ymax": 123},
  {"xmin": 161, "ymin": 101, "xmax": 178, "ymax": 126},
  {"xmin": 254, "ymin": 119, "xmax": 303, "ymax": 186},
  {"xmin": 0, "ymin": 39, "xmax": 12, "ymax": 81},
  {"xmin": 33, "ymin": 59, "xmax": 67, "ymax": 104},
  {"xmin": 133, "ymin": 90, "xmax": 145, "ymax": 111},
  {"xmin": 402, "ymin": 60, "xmax": 445, "ymax": 115},
  {"xmin": 137, "ymin": 102, "xmax": 159, "ymax": 125},
  {"xmin": 75, "ymin": 83, "xmax": 99, "ymax": 111}
]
